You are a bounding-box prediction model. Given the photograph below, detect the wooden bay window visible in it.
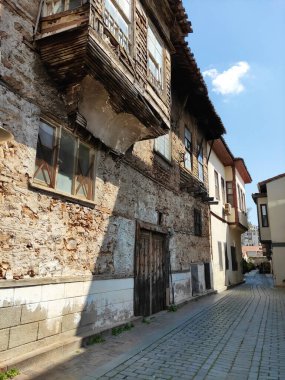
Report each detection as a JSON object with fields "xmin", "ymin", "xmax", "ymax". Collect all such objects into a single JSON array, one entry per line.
[{"xmin": 34, "ymin": 120, "xmax": 95, "ymax": 201}]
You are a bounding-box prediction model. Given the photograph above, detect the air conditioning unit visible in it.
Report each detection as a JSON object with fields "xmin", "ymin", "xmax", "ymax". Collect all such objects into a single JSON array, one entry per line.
[{"xmin": 224, "ymin": 203, "xmax": 232, "ymax": 215}]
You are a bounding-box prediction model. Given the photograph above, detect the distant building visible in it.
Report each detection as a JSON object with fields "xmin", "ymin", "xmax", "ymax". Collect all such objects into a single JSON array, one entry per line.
[
  {"xmin": 242, "ymin": 246, "xmax": 266, "ymax": 266},
  {"xmin": 208, "ymin": 137, "xmax": 252, "ymax": 292},
  {"xmin": 252, "ymin": 173, "xmax": 285, "ymax": 286},
  {"xmin": 242, "ymin": 225, "xmax": 260, "ymax": 246}
]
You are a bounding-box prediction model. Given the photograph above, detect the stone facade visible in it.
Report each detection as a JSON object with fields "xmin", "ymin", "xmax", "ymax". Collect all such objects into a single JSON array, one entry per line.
[{"xmin": 0, "ymin": 0, "xmax": 223, "ymax": 365}]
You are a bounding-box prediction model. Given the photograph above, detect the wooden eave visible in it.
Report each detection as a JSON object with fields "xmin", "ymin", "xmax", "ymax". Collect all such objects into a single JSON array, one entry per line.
[
  {"xmin": 234, "ymin": 158, "xmax": 252, "ymax": 184},
  {"xmin": 171, "ymin": 37, "xmax": 225, "ymax": 140},
  {"xmin": 168, "ymin": 0, "xmax": 192, "ymax": 35},
  {"xmin": 212, "ymin": 138, "xmax": 234, "ymax": 166}
]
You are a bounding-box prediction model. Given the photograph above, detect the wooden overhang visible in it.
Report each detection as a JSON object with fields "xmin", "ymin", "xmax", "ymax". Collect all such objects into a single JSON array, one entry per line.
[
  {"xmin": 212, "ymin": 137, "xmax": 234, "ymax": 166},
  {"xmin": 170, "ymin": 37, "xmax": 225, "ymax": 141},
  {"xmin": 35, "ymin": 4, "xmax": 168, "ymax": 139},
  {"xmin": 212, "ymin": 137, "xmax": 252, "ymax": 184},
  {"xmin": 234, "ymin": 158, "xmax": 252, "ymax": 184}
]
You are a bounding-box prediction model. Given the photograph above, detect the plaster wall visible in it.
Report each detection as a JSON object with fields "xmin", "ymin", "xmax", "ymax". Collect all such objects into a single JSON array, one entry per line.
[{"xmin": 267, "ymin": 177, "xmax": 285, "ymax": 242}]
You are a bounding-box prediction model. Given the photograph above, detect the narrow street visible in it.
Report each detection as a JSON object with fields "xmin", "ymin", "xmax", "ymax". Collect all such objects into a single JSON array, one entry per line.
[{"xmin": 18, "ymin": 272, "xmax": 285, "ymax": 380}]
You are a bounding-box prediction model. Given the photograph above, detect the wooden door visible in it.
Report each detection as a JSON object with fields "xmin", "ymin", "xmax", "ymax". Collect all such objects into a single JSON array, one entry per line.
[{"xmin": 134, "ymin": 228, "xmax": 167, "ymax": 316}]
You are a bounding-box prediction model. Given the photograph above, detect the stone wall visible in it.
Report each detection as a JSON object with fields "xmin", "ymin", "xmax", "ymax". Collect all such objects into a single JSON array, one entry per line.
[{"xmin": 0, "ymin": 0, "xmax": 212, "ymax": 364}]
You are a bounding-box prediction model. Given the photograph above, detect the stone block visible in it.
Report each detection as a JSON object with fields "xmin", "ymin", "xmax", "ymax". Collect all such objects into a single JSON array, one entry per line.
[
  {"xmin": 41, "ymin": 283, "xmax": 65, "ymax": 301},
  {"xmin": 61, "ymin": 313, "xmax": 81, "ymax": 332},
  {"xmin": 64, "ymin": 282, "xmax": 85, "ymax": 298},
  {"xmin": 0, "ymin": 288, "xmax": 14, "ymax": 307},
  {"xmin": 0, "ymin": 329, "xmax": 9, "ymax": 352},
  {"xmin": 14, "ymin": 286, "xmax": 42, "ymax": 305},
  {"xmin": 21, "ymin": 302, "xmax": 48, "ymax": 324},
  {"xmin": 0, "ymin": 306, "xmax": 21, "ymax": 329},
  {"xmin": 79, "ymin": 309, "xmax": 97, "ymax": 327},
  {"xmin": 86, "ymin": 278, "xmax": 133, "ymax": 295},
  {"xmin": 38, "ymin": 317, "xmax": 61, "ymax": 339},
  {"xmin": 46, "ymin": 299, "xmax": 66, "ymax": 318},
  {"xmin": 63, "ymin": 296, "xmax": 86, "ymax": 315},
  {"xmin": 9, "ymin": 322, "xmax": 38, "ymax": 348}
]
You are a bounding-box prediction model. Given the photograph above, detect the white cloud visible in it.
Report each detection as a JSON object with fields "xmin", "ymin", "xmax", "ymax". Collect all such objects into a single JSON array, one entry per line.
[{"xmin": 203, "ymin": 61, "xmax": 250, "ymax": 95}]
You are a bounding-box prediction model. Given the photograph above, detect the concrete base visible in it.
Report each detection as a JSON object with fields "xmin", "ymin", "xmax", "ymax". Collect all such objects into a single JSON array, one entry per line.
[{"xmin": 1, "ymin": 316, "xmax": 141, "ymax": 372}]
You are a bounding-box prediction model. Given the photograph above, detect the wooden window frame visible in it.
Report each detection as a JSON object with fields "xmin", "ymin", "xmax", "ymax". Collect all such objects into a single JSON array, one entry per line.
[
  {"xmin": 260, "ymin": 204, "xmax": 269, "ymax": 227},
  {"xmin": 147, "ymin": 24, "xmax": 164, "ymax": 92},
  {"xmin": 33, "ymin": 119, "xmax": 95, "ymax": 202},
  {"xmin": 194, "ymin": 208, "xmax": 202, "ymax": 237},
  {"xmin": 226, "ymin": 181, "xmax": 234, "ymax": 207},
  {"xmin": 42, "ymin": 0, "xmax": 87, "ymax": 16},
  {"xmin": 104, "ymin": 0, "xmax": 132, "ymax": 53},
  {"xmin": 154, "ymin": 131, "xmax": 172, "ymax": 162},
  {"xmin": 184, "ymin": 126, "xmax": 192, "ymax": 171},
  {"xmin": 197, "ymin": 144, "xmax": 204, "ymax": 182}
]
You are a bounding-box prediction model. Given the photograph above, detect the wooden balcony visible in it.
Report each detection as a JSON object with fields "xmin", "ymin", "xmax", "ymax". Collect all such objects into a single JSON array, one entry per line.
[{"xmin": 35, "ymin": 1, "xmax": 171, "ymax": 153}]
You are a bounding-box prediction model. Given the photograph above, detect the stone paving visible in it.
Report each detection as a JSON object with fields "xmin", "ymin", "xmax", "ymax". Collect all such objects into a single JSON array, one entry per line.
[{"xmin": 16, "ymin": 272, "xmax": 285, "ymax": 380}]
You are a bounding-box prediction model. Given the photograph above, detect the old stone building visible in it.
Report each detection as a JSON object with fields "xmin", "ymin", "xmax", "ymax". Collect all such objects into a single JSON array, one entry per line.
[{"xmin": 0, "ymin": 0, "xmax": 224, "ymax": 366}]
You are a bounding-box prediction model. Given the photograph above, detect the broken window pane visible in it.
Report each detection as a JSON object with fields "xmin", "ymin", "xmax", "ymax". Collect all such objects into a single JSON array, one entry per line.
[
  {"xmin": 105, "ymin": 0, "xmax": 130, "ymax": 51},
  {"xmin": 34, "ymin": 122, "xmax": 55, "ymax": 186},
  {"xmin": 56, "ymin": 130, "xmax": 76, "ymax": 194},
  {"xmin": 148, "ymin": 27, "xmax": 163, "ymax": 87},
  {"xmin": 45, "ymin": 0, "xmax": 64, "ymax": 16},
  {"xmin": 68, "ymin": 0, "xmax": 82, "ymax": 11}
]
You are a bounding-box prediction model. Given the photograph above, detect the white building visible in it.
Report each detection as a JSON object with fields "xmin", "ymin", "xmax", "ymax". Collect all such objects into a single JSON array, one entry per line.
[
  {"xmin": 242, "ymin": 225, "xmax": 260, "ymax": 246},
  {"xmin": 253, "ymin": 173, "xmax": 285, "ymax": 286},
  {"xmin": 208, "ymin": 138, "xmax": 252, "ymax": 291}
]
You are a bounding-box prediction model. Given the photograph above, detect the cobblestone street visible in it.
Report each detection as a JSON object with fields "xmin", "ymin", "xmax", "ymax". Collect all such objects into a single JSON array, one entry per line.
[{"xmin": 19, "ymin": 272, "xmax": 285, "ymax": 380}]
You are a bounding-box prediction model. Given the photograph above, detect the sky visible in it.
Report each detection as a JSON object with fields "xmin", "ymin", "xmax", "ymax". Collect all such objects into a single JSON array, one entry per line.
[{"xmin": 183, "ymin": 0, "xmax": 285, "ymax": 225}]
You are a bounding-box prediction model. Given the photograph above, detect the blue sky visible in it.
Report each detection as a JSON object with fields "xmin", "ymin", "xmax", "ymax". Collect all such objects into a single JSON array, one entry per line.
[{"xmin": 184, "ymin": 0, "xmax": 285, "ymax": 225}]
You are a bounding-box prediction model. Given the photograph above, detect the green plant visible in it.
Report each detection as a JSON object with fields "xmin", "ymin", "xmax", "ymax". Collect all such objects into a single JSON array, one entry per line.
[
  {"xmin": 112, "ymin": 322, "xmax": 134, "ymax": 336},
  {"xmin": 87, "ymin": 334, "xmax": 105, "ymax": 345},
  {"xmin": 0, "ymin": 369, "xmax": 20, "ymax": 380},
  {"xmin": 142, "ymin": 317, "xmax": 151, "ymax": 324},
  {"xmin": 168, "ymin": 304, "xmax": 177, "ymax": 312}
]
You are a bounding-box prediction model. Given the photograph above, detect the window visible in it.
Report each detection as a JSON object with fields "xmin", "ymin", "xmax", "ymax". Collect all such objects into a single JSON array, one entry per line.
[
  {"xmin": 237, "ymin": 184, "xmax": 241, "ymax": 210},
  {"xmin": 218, "ymin": 241, "xmax": 223, "ymax": 271},
  {"xmin": 154, "ymin": 133, "xmax": 171, "ymax": 161},
  {"xmin": 43, "ymin": 0, "xmax": 87, "ymax": 16},
  {"xmin": 184, "ymin": 127, "xmax": 192, "ymax": 171},
  {"xmin": 147, "ymin": 27, "xmax": 163, "ymax": 89},
  {"xmin": 231, "ymin": 246, "xmax": 238, "ymax": 271},
  {"xmin": 242, "ymin": 193, "xmax": 246, "ymax": 212},
  {"xmin": 226, "ymin": 181, "xmax": 234, "ymax": 206},
  {"xmin": 34, "ymin": 120, "xmax": 95, "ymax": 201},
  {"xmin": 197, "ymin": 144, "xmax": 204, "ymax": 182},
  {"xmin": 221, "ymin": 177, "xmax": 225, "ymax": 204},
  {"xmin": 104, "ymin": 0, "xmax": 131, "ymax": 52},
  {"xmin": 224, "ymin": 243, "xmax": 229, "ymax": 270},
  {"xmin": 194, "ymin": 209, "xmax": 202, "ymax": 236},
  {"xmin": 260, "ymin": 204, "xmax": 269, "ymax": 227},
  {"xmin": 214, "ymin": 171, "xmax": 220, "ymax": 200}
]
